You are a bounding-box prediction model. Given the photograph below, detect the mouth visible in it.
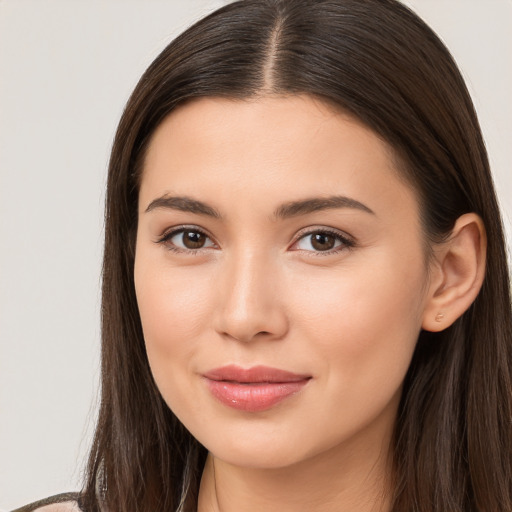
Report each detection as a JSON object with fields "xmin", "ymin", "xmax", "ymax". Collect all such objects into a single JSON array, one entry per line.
[{"xmin": 202, "ymin": 365, "xmax": 312, "ymax": 412}]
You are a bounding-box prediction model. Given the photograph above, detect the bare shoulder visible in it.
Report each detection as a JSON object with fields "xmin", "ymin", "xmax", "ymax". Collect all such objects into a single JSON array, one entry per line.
[{"xmin": 32, "ymin": 503, "xmax": 80, "ymax": 512}]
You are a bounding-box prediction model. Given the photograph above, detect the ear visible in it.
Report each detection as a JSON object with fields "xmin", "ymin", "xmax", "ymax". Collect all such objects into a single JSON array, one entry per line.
[{"xmin": 422, "ymin": 213, "xmax": 487, "ymax": 332}]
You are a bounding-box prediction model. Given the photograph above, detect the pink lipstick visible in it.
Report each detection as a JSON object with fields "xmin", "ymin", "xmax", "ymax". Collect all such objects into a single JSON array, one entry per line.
[{"xmin": 203, "ymin": 365, "xmax": 311, "ymax": 412}]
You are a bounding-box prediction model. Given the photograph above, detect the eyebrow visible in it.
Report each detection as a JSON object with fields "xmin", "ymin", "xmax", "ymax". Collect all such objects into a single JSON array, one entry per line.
[
  {"xmin": 145, "ymin": 195, "xmax": 222, "ymax": 218},
  {"xmin": 273, "ymin": 196, "xmax": 375, "ymax": 219},
  {"xmin": 144, "ymin": 194, "xmax": 375, "ymax": 219}
]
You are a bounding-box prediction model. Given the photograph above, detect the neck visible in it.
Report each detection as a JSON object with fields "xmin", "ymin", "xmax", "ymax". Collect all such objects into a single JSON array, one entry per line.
[{"xmin": 197, "ymin": 419, "xmax": 394, "ymax": 512}]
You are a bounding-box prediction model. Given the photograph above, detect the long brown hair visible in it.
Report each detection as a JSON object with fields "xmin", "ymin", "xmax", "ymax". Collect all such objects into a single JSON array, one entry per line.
[{"xmin": 81, "ymin": 1, "xmax": 512, "ymax": 510}]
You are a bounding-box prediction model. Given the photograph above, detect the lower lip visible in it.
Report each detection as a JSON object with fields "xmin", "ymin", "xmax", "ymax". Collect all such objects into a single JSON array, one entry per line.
[{"xmin": 205, "ymin": 379, "xmax": 310, "ymax": 412}]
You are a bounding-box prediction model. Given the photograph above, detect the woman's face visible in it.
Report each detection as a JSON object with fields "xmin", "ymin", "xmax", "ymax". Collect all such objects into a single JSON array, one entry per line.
[{"xmin": 134, "ymin": 95, "xmax": 433, "ymax": 469}]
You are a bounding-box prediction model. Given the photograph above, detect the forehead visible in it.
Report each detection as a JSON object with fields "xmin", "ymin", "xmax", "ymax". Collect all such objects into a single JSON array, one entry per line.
[{"xmin": 139, "ymin": 95, "xmax": 418, "ymax": 222}]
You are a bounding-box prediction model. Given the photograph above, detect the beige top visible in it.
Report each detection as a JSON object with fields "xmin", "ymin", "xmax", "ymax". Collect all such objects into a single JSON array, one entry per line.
[
  {"xmin": 30, "ymin": 503, "xmax": 80, "ymax": 512},
  {"xmin": 10, "ymin": 493, "xmax": 82, "ymax": 512}
]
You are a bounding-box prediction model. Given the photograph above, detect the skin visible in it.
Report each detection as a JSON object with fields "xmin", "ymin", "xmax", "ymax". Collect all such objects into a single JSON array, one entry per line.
[{"xmin": 134, "ymin": 95, "xmax": 485, "ymax": 512}]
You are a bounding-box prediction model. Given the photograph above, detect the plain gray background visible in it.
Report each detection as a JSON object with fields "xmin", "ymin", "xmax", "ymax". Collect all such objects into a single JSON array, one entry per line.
[{"xmin": 1, "ymin": 1, "xmax": 510, "ymax": 509}]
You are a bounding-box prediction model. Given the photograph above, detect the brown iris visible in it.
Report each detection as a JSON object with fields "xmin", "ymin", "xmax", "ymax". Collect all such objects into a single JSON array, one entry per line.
[
  {"xmin": 182, "ymin": 230, "xmax": 207, "ymax": 249},
  {"xmin": 311, "ymin": 232, "xmax": 336, "ymax": 251}
]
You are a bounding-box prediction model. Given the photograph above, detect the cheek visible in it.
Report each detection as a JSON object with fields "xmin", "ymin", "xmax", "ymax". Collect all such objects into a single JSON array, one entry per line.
[
  {"xmin": 290, "ymin": 250, "xmax": 426, "ymax": 384},
  {"xmin": 134, "ymin": 254, "xmax": 214, "ymax": 389}
]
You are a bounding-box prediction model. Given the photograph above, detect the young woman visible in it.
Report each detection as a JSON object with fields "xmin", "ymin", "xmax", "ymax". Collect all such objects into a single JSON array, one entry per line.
[{"xmin": 18, "ymin": 0, "xmax": 512, "ymax": 511}]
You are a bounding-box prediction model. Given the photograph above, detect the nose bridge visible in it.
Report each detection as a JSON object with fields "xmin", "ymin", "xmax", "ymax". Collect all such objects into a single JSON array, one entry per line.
[{"xmin": 215, "ymin": 246, "xmax": 287, "ymax": 342}]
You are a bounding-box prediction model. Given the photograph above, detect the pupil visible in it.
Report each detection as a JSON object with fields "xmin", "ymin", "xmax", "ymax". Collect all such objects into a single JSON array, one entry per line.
[
  {"xmin": 311, "ymin": 233, "xmax": 335, "ymax": 251},
  {"xmin": 183, "ymin": 231, "xmax": 205, "ymax": 249}
]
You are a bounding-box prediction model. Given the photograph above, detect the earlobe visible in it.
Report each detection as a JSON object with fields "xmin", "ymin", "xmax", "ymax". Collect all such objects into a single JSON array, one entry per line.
[{"xmin": 422, "ymin": 213, "xmax": 487, "ymax": 332}]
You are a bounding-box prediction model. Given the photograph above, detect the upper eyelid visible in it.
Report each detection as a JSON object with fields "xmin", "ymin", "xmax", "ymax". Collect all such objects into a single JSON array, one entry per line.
[
  {"xmin": 293, "ymin": 226, "xmax": 354, "ymax": 244},
  {"xmin": 156, "ymin": 224, "xmax": 354, "ymax": 254},
  {"xmin": 158, "ymin": 224, "xmax": 214, "ymax": 240},
  {"xmin": 157, "ymin": 225, "xmax": 352, "ymax": 240},
  {"xmin": 155, "ymin": 226, "xmax": 217, "ymax": 254}
]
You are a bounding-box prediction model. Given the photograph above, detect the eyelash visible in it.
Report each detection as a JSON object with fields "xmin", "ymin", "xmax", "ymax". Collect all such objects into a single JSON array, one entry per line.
[
  {"xmin": 155, "ymin": 225, "xmax": 355, "ymax": 256},
  {"xmin": 155, "ymin": 225, "xmax": 215, "ymax": 256},
  {"xmin": 293, "ymin": 227, "xmax": 355, "ymax": 256}
]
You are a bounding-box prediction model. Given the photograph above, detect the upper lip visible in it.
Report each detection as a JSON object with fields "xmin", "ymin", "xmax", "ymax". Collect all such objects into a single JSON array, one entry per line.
[{"xmin": 203, "ymin": 365, "xmax": 311, "ymax": 383}]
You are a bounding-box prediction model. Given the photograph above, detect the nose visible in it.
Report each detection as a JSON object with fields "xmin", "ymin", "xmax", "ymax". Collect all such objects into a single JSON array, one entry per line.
[{"xmin": 213, "ymin": 250, "xmax": 289, "ymax": 343}]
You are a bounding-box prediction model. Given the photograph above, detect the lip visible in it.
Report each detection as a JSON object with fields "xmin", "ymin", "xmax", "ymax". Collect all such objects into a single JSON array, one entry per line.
[{"xmin": 202, "ymin": 365, "xmax": 311, "ymax": 412}]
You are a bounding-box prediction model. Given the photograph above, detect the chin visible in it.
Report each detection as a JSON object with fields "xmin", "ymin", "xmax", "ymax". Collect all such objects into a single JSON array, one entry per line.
[
  {"xmin": 188, "ymin": 416, "xmax": 349, "ymax": 472},
  {"xmin": 208, "ymin": 440, "xmax": 311, "ymax": 470}
]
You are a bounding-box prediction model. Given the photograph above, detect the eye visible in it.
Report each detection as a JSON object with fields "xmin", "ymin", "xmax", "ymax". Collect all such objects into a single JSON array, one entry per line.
[
  {"xmin": 293, "ymin": 229, "xmax": 353, "ymax": 254},
  {"xmin": 157, "ymin": 227, "xmax": 216, "ymax": 252}
]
